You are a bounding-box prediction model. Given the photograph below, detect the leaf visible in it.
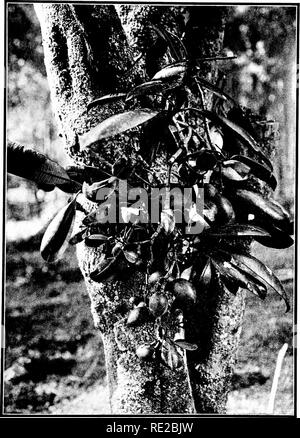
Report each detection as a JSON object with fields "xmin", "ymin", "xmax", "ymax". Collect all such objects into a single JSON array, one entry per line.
[
  {"xmin": 7, "ymin": 140, "xmax": 81, "ymax": 193},
  {"xmin": 151, "ymin": 25, "xmax": 185, "ymax": 62},
  {"xmin": 230, "ymin": 155, "xmax": 277, "ymax": 190},
  {"xmin": 208, "ymin": 224, "xmax": 271, "ymax": 238},
  {"xmin": 163, "ymin": 28, "xmax": 188, "ymax": 60},
  {"xmin": 270, "ymin": 199, "xmax": 290, "ymax": 221},
  {"xmin": 69, "ymin": 228, "xmax": 88, "ymax": 245},
  {"xmin": 221, "ymin": 166, "xmax": 248, "ymax": 182},
  {"xmin": 65, "ymin": 165, "xmax": 112, "ymax": 184},
  {"xmin": 229, "ymin": 253, "xmax": 289, "ymax": 311},
  {"xmin": 152, "ymin": 63, "xmax": 187, "ymax": 81},
  {"xmin": 80, "ymin": 110, "xmax": 160, "ymax": 148},
  {"xmin": 222, "ymin": 275, "xmax": 240, "ymax": 295},
  {"xmin": 126, "ymin": 80, "xmax": 179, "ymax": 102},
  {"xmin": 180, "ymin": 265, "xmax": 193, "ymax": 280},
  {"xmin": 253, "ymin": 224, "xmax": 294, "ymax": 249},
  {"xmin": 173, "ymin": 340, "xmax": 198, "ymax": 351},
  {"xmin": 209, "ymin": 126, "xmax": 224, "ymax": 151},
  {"xmin": 198, "ymin": 258, "xmax": 212, "ymax": 289},
  {"xmin": 82, "ymin": 177, "xmax": 118, "ymax": 201},
  {"xmin": 123, "ymin": 250, "xmax": 141, "ymax": 265},
  {"xmin": 160, "ymin": 340, "xmax": 181, "ymax": 370},
  {"xmin": 222, "ymin": 159, "xmax": 251, "ymax": 175},
  {"xmin": 40, "ymin": 198, "xmax": 76, "ymax": 263},
  {"xmin": 87, "ymin": 93, "xmax": 126, "ymax": 111},
  {"xmin": 233, "ymin": 190, "xmax": 290, "ymax": 232},
  {"xmin": 215, "ymin": 196, "xmax": 236, "ymax": 225},
  {"xmin": 212, "ymin": 256, "xmax": 266, "ymax": 299},
  {"xmin": 89, "ymin": 256, "xmax": 117, "ymax": 283},
  {"xmin": 85, "ymin": 234, "xmax": 109, "ymax": 247},
  {"xmin": 181, "ymin": 110, "xmax": 273, "ymax": 170},
  {"xmin": 209, "ymin": 112, "xmax": 273, "ymax": 170},
  {"xmin": 195, "ymin": 76, "xmax": 236, "ymax": 105}
]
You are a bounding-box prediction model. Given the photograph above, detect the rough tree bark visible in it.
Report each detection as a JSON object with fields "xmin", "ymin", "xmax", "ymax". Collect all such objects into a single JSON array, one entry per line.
[{"xmin": 35, "ymin": 4, "xmax": 246, "ymax": 414}]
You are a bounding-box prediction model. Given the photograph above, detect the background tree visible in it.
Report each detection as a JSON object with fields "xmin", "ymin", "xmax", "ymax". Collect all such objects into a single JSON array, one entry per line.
[{"xmin": 223, "ymin": 6, "xmax": 296, "ymax": 207}]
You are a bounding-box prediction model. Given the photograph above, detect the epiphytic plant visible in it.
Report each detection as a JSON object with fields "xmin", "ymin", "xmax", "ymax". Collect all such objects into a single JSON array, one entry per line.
[{"xmin": 8, "ymin": 25, "xmax": 293, "ymax": 371}]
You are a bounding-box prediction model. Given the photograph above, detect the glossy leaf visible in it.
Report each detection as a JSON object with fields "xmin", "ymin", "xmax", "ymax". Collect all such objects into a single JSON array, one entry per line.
[
  {"xmin": 198, "ymin": 258, "xmax": 212, "ymax": 289},
  {"xmin": 123, "ymin": 250, "xmax": 142, "ymax": 265},
  {"xmin": 152, "ymin": 63, "xmax": 186, "ymax": 81},
  {"xmin": 221, "ymin": 166, "xmax": 248, "ymax": 182},
  {"xmin": 85, "ymin": 234, "xmax": 109, "ymax": 247},
  {"xmin": 182, "ymin": 110, "xmax": 273, "ymax": 170},
  {"xmin": 212, "ymin": 257, "xmax": 266, "ymax": 299},
  {"xmin": 195, "ymin": 76, "xmax": 236, "ymax": 105},
  {"xmin": 229, "ymin": 252, "xmax": 289, "ymax": 311},
  {"xmin": 90, "ymin": 256, "xmax": 117, "ymax": 283},
  {"xmin": 222, "ymin": 159, "xmax": 251, "ymax": 175},
  {"xmin": 126, "ymin": 80, "xmax": 179, "ymax": 101},
  {"xmin": 215, "ymin": 196, "xmax": 236, "ymax": 225},
  {"xmin": 254, "ymin": 225, "xmax": 294, "ymax": 249},
  {"xmin": 87, "ymin": 93, "xmax": 126, "ymax": 111},
  {"xmin": 40, "ymin": 198, "xmax": 76, "ymax": 263},
  {"xmin": 180, "ymin": 265, "xmax": 193, "ymax": 280},
  {"xmin": 82, "ymin": 177, "xmax": 117, "ymax": 201},
  {"xmin": 161, "ymin": 340, "xmax": 181, "ymax": 370},
  {"xmin": 208, "ymin": 224, "xmax": 271, "ymax": 238},
  {"xmin": 230, "ymin": 155, "xmax": 277, "ymax": 190},
  {"xmin": 151, "ymin": 25, "xmax": 185, "ymax": 62},
  {"xmin": 69, "ymin": 228, "xmax": 88, "ymax": 245},
  {"xmin": 233, "ymin": 190, "xmax": 290, "ymax": 232},
  {"xmin": 173, "ymin": 339, "xmax": 198, "ymax": 351},
  {"xmin": 80, "ymin": 110, "xmax": 160, "ymax": 148}
]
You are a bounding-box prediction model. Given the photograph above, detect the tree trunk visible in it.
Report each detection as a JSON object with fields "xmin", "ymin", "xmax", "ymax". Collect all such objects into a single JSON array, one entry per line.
[{"xmin": 35, "ymin": 4, "xmax": 246, "ymax": 414}]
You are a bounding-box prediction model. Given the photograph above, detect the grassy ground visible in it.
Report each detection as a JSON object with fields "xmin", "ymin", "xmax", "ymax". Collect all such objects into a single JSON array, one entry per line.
[{"xmin": 4, "ymin": 240, "xmax": 294, "ymax": 415}]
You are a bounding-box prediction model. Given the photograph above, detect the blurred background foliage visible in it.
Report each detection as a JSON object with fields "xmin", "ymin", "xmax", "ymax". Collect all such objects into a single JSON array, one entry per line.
[
  {"xmin": 5, "ymin": 4, "xmax": 296, "ymax": 414},
  {"xmin": 7, "ymin": 4, "xmax": 70, "ymax": 240}
]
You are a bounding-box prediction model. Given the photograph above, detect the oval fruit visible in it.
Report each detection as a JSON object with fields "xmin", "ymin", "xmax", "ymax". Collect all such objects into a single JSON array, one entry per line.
[
  {"xmin": 136, "ymin": 344, "xmax": 154, "ymax": 361},
  {"xmin": 166, "ymin": 279, "xmax": 196, "ymax": 310},
  {"xmin": 148, "ymin": 271, "xmax": 164, "ymax": 285},
  {"xmin": 127, "ymin": 306, "xmax": 150, "ymax": 327},
  {"xmin": 149, "ymin": 293, "xmax": 168, "ymax": 318}
]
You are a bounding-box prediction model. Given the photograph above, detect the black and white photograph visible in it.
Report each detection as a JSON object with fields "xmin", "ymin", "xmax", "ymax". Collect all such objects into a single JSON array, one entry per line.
[{"xmin": 0, "ymin": 1, "xmax": 298, "ymax": 419}]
